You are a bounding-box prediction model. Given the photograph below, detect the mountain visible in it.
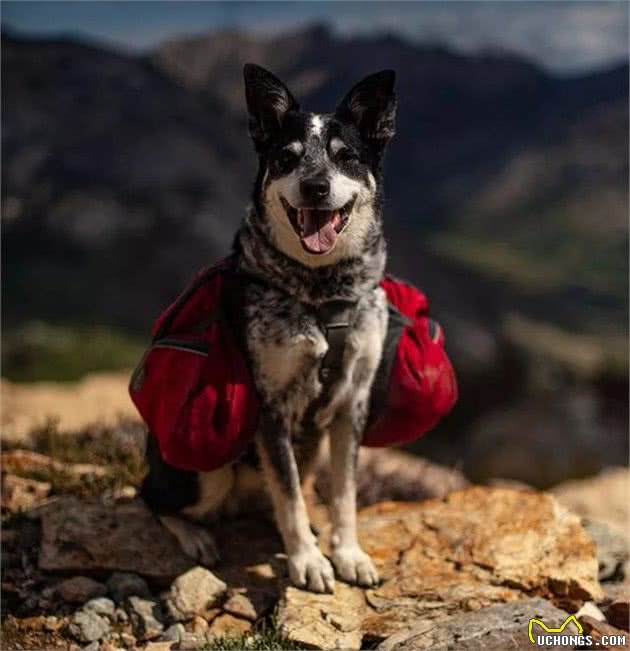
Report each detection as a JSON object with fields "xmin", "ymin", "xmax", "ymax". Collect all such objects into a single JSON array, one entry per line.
[
  {"xmin": 3, "ymin": 25, "xmax": 627, "ymax": 341},
  {"xmin": 1, "ymin": 30, "xmax": 248, "ymax": 331},
  {"xmin": 1, "ymin": 26, "xmax": 627, "ymax": 483}
]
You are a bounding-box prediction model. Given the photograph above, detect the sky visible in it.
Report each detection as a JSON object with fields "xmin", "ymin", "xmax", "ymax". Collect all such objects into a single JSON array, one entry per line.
[{"xmin": 2, "ymin": 1, "xmax": 628, "ymax": 74}]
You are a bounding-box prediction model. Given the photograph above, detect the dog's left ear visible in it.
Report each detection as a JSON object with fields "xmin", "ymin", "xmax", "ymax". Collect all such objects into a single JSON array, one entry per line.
[
  {"xmin": 336, "ymin": 70, "xmax": 396, "ymax": 143},
  {"xmin": 243, "ymin": 63, "xmax": 299, "ymax": 149}
]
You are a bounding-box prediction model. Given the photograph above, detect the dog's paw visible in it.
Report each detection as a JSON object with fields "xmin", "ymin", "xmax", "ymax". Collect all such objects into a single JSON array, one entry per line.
[
  {"xmin": 159, "ymin": 515, "xmax": 220, "ymax": 567},
  {"xmin": 288, "ymin": 546, "xmax": 335, "ymax": 593},
  {"xmin": 331, "ymin": 545, "xmax": 379, "ymax": 587}
]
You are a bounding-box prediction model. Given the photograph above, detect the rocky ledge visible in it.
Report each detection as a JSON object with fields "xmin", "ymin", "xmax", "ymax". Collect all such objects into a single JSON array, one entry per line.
[
  {"xmin": 4, "ymin": 481, "xmax": 628, "ymax": 650},
  {"xmin": 279, "ymin": 487, "xmax": 604, "ymax": 648}
]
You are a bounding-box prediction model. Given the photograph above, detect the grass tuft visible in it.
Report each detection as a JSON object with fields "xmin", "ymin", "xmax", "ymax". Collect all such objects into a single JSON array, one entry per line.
[
  {"xmin": 204, "ymin": 613, "xmax": 299, "ymax": 650},
  {"xmin": 2, "ymin": 419, "xmax": 147, "ymax": 498}
]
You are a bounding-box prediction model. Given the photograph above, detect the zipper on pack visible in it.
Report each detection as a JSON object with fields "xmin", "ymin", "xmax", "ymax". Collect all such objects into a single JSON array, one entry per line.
[
  {"xmin": 129, "ymin": 337, "xmax": 209, "ymax": 392},
  {"xmin": 151, "ymin": 337, "xmax": 209, "ymax": 356}
]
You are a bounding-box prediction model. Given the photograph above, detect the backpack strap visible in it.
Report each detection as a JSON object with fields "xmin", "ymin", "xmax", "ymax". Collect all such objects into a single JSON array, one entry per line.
[{"xmin": 366, "ymin": 304, "xmax": 411, "ymax": 428}]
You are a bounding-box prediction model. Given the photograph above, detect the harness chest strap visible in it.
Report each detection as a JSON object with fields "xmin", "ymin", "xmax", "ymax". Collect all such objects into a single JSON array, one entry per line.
[
  {"xmin": 223, "ymin": 263, "xmax": 360, "ymax": 389},
  {"xmin": 167, "ymin": 261, "xmax": 372, "ymax": 392},
  {"xmin": 315, "ymin": 299, "xmax": 356, "ymax": 388}
]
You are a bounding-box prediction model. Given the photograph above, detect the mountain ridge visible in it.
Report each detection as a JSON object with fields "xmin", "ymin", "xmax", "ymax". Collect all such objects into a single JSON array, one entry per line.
[{"xmin": 2, "ymin": 25, "xmax": 627, "ymax": 342}]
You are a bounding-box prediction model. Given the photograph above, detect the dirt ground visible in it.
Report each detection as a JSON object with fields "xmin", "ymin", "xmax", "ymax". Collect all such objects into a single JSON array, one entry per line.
[{"xmin": 1, "ymin": 372, "xmax": 139, "ymax": 444}]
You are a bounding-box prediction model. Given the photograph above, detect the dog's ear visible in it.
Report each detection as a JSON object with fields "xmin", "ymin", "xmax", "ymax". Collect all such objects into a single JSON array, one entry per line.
[
  {"xmin": 243, "ymin": 63, "xmax": 299, "ymax": 149},
  {"xmin": 336, "ymin": 70, "xmax": 396, "ymax": 143}
]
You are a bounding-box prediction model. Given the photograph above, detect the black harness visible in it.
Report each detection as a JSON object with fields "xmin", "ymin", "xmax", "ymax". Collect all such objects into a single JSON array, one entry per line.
[
  {"xmin": 314, "ymin": 299, "xmax": 356, "ymax": 388},
  {"xmin": 222, "ymin": 259, "xmax": 359, "ymax": 391}
]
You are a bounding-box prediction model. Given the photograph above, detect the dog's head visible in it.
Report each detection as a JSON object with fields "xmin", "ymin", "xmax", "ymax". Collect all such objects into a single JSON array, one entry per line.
[{"xmin": 243, "ymin": 64, "xmax": 396, "ymax": 266}]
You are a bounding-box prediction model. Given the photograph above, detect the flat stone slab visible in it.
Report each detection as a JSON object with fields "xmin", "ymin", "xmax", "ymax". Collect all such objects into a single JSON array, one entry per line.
[
  {"xmin": 377, "ymin": 598, "xmax": 575, "ymax": 651},
  {"xmin": 39, "ymin": 497, "xmax": 193, "ymax": 581}
]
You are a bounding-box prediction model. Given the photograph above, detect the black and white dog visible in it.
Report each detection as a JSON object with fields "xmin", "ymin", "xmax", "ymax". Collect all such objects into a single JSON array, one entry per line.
[{"xmin": 142, "ymin": 64, "xmax": 396, "ymax": 593}]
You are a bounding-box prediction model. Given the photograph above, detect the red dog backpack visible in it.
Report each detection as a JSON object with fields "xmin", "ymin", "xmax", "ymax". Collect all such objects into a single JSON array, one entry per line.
[{"xmin": 129, "ymin": 259, "xmax": 457, "ymax": 472}]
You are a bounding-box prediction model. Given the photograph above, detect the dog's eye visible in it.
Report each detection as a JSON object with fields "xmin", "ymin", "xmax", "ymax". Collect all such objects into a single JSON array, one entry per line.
[
  {"xmin": 337, "ymin": 148, "xmax": 359, "ymax": 164},
  {"xmin": 278, "ymin": 149, "xmax": 300, "ymax": 170}
]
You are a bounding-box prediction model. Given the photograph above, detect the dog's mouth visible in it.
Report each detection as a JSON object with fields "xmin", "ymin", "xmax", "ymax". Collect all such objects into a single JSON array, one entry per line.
[{"xmin": 280, "ymin": 197, "xmax": 356, "ymax": 255}]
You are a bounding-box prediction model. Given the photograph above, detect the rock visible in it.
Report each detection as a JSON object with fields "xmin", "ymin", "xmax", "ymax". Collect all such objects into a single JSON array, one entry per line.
[
  {"xmin": 1, "ymin": 449, "xmax": 108, "ymax": 479},
  {"xmin": 43, "ymin": 616, "xmax": 62, "ymax": 631},
  {"xmin": 603, "ymin": 584, "xmax": 630, "ymax": 604},
  {"xmin": 84, "ymin": 597, "xmax": 116, "ymax": 617},
  {"xmin": 552, "ymin": 468, "xmax": 629, "ymax": 543},
  {"xmin": 100, "ymin": 642, "xmax": 125, "ymax": 651},
  {"xmin": 113, "ymin": 608, "xmax": 128, "ymax": 624},
  {"xmin": 172, "ymin": 633, "xmax": 207, "ymax": 650},
  {"xmin": 119, "ymin": 632, "xmax": 136, "ymax": 648},
  {"xmin": 377, "ymin": 598, "xmax": 573, "ymax": 651},
  {"xmin": 165, "ymin": 566, "xmax": 227, "ymax": 621},
  {"xmin": 1, "ymin": 615, "xmax": 71, "ymax": 651},
  {"xmin": 82, "ymin": 642, "xmax": 100, "ymax": 651},
  {"xmin": 69, "ymin": 609, "xmax": 111, "ymax": 643},
  {"xmin": 580, "ymin": 615, "xmax": 630, "ymax": 650},
  {"xmin": 13, "ymin": 615, "xmax": 63, "ymax": 632},
  {"xmin": 583, "ymin": 519, "xmax": 629, "ymax": 582},
  {"xmin": 39, "ymin": 497, "xmax": 193, "ymax": 581},
  {"xmin": 126, "ymin": 595, "xmax": 164, "ymax": 640},
  {"xmin": 41, "ymin": 586, "xmax": 56, "ymax": 600},
  {"xmin": 106, "ymin": 572, "xmax": 151, "ymax": 602},
  {"xmin": 160, "ymin": 623, "xmax": 185, "ymax": 642},
  {"xmin": 606, "ymin": 598, "xmax": 630, "ymax": 632},
  {"xmin": 144, "ymin": 643, "xmax": 174, "ymax": 651},
  {"xmin": 576, "ymin": 601, "xmax": 606, "ymax": 621},
  {"xmin": 56, "ymin": 577, "xmax": 107, "ymax": 604},
  {"xmin": 222, "ymin": 590, "xmax": 275, "ymax": 621},
  {"xmin": 280, "ymin": 582, "xmax": 370, "ymax": 649},
  {"xmin": 113, "ymin": 486, "xmax": 137, "ymax": 500},
  {"xmin": 190, "ymin": 616, "xmax": 208, "ymax": 635},
  {"xmin": 207, "ymin": 613, "xmax": 251, "ymax": 637},
  {"xmin": 1, "ymin": 474, "xmax": 51, "ymax": 511},
  {"xmin": 278, "ymin": 487, "xmax": 603, "ymax": 650}
]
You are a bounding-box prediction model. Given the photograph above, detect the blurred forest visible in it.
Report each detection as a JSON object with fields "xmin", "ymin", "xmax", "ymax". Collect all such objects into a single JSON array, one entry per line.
[{"xmin": 2, "ymin": 23, "xmax": 628, "ymax": 485}]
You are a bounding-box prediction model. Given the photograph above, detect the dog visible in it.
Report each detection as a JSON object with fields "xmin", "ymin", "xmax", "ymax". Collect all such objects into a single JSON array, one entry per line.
[{"xmin": 141, "ymin": 63, "xmax": 396, "ymax": 593}]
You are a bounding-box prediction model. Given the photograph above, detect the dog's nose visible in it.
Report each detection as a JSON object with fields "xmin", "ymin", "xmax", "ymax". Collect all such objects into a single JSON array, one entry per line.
[{"xmin": 300, "ymin": 177, "xmax": 330, "ymax": 203}]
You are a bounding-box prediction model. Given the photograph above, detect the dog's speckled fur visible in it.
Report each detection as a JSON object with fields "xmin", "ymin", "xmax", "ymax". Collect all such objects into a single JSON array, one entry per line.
[{"xmin": 141, "ymin": 64, "xmax": 396, "ymax": 592}]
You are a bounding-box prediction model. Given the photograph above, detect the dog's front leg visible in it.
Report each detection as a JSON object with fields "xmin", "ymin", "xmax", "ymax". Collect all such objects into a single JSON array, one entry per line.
[
  {"xmin": 328, "ymin": 409, "xmax": 379, "ymax": 587},
  {"xmin": 256, "ymin": 414, "xmax": 334, "ymax": 593}
]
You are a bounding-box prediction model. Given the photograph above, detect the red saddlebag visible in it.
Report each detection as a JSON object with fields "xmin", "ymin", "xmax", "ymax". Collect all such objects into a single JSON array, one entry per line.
[
  {"xmin": 363, "ymin": 276, "xmax": 458, "ymax": 447},
  {"xmin": 129, "ymin": 260, "xmax": 259, "ymax": 472}
]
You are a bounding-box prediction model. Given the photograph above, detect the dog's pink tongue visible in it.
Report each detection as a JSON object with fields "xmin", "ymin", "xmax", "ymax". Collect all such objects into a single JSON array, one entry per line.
[{"xmin": 301, "ymin": 209, "xmax": 338, "ymax": 254}]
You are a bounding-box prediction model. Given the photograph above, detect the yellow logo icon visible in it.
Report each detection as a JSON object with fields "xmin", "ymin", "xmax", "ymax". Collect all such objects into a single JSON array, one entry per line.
[{"xmin": 528, "ymin": 615, "xmax": 583, "ymax": 644}]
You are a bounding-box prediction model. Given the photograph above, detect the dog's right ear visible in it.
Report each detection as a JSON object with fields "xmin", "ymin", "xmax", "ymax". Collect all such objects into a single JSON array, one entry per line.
[{"xmin": 243, "ymin": 64, "xmax": 299, "ymax": 149}]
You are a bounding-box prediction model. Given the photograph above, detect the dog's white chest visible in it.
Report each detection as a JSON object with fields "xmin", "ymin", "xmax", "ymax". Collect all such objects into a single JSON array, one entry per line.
[
  {"xmin": 246, "ymin": 287, "xmax": 388, "ymax": 432},
  {"xmin": 254, "ymin": 328, "xmax": 327, "ymax": 395}
]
